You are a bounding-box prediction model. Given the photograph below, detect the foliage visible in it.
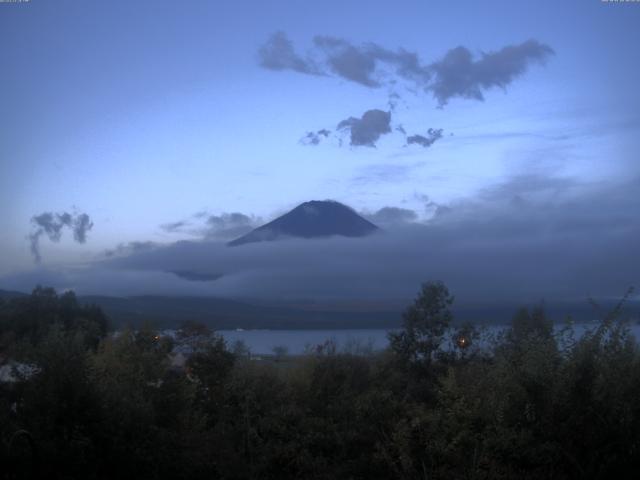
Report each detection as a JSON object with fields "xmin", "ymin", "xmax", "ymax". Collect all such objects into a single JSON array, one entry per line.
[
  {"xmin": 1, "ymin": 284, "xmax": 640, "ymax": 479},
  {"xmin": 389, "ymin": 280, "xmax": 454, "ymax": 366}
]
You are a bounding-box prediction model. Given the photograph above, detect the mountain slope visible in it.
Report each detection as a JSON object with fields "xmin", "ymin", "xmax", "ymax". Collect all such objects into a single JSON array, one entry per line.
[
  {"xmin": 228, "ymin": 200, "xmax": 379, "ymax": 246},
  {"xmin": 0, "ymin": 289, "xmax": 28, "ymax": 300}
]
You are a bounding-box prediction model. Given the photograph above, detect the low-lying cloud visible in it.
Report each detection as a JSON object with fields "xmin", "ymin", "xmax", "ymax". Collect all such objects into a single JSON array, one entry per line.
[
  {"xmin": 364, "ymin": 207, "xmax": 418, "ymax": 226},
  {"xmin": 161, "ymin": 211, "xmax": 260, "ymax": 240},
  {"xmin": 6, "ymin": 176, "xmax": 638, "ymax": 305},
  {"xmin": 205, "ymin": 212, "xmax": 258, "ymax": 240}
]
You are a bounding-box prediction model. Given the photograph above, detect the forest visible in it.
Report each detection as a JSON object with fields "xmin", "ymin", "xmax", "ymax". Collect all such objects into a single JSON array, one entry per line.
[{"xmin": 1, "ymin": 283, "xmax": 639, "ymax": 479}]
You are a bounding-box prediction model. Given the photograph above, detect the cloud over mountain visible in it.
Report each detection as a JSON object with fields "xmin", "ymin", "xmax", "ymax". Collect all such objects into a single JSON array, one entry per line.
[
  {"xmin": 6, "ymin": 176, "xmax": 638, "ymax": 304},
  {"xmin": 365, "ymin": 206, "xmax": 418, "ymax": 226},
  {"xmin": 161, "ymin": 211, "xmax": 260, "ymax": 240}
]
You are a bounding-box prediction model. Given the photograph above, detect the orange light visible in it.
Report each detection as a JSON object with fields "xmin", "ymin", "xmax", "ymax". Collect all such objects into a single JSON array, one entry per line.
[{"xmin": 456, "ymin": 335, "xmax": 469, "ymax": 349}]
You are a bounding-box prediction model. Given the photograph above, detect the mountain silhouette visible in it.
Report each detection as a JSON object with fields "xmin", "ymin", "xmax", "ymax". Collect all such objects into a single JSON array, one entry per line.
[{"xmin": 228, "ymin": 200, "xmax": 379, "ymax": 246}]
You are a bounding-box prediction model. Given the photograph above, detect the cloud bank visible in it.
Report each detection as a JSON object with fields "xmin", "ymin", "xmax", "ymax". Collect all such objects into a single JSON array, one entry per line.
[{"xmin": 6, "ymin": 176, "xmax": 638, "ymax": 305}]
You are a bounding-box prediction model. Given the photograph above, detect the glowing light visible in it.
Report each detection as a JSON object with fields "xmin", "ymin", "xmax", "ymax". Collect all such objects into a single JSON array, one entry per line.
[{"xmin": 456, "ymin": 335, "xmax": 469, "ymax": 349}]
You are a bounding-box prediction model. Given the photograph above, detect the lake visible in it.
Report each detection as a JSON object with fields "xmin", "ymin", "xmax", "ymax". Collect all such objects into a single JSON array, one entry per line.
[{"xmin": 216, "ymin": 322, "xmax": 640, "ymax": 355}]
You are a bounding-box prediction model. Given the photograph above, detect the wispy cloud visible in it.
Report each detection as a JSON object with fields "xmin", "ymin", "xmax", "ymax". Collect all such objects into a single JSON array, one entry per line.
[{"xmin": 28, "ymin": 211, "xmax": 94, "ymax": 263}]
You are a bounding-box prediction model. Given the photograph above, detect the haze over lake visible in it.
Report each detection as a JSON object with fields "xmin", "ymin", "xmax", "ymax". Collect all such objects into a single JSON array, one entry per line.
[{"xmin": 207, "ymin": 323, "xmax": 640, "ymax": 355}]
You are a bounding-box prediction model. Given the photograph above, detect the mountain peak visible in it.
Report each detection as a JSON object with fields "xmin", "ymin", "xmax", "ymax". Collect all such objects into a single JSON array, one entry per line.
[{"xmin": 228, "ymin": 200, "xmax": 379, "ymax": 247}]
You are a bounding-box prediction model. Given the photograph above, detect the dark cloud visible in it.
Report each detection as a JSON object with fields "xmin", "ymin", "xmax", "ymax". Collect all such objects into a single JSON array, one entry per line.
[
  {"xmin": 258, "ymin": 31, "xmax": 320, "ymax": 75},
  {"xmin": 428, "ymin": 40, "xmax": 554, "ymax": 106},
  {"xmin": 72, "ymin": 213, "xmax": 93, "ymax": 243},
  {"xmin": 407, "ymin": 128, "xmax": 444, "ymax": 148},
  {"xmin": 259, "ymin": 33, "xmax": 553, "ymax": 108},
  {"xmin": 312, "ymin": 36, "xmax": 432, "ymax": 88},
  {"xmin": 337, "ymin": 109, "xmax": 391, "ymax": 147},
  {"xmin": 301, "ymin": 129, "xmax": 331, "ymax": 146},
  {"xmin": 28, "ymin": 231, "xmax": 44, "ymax": 264},
  {"xmin": 313, "ymin": 36, "xmax": 380, "ymax": 87},
  {"xmin": 365, "ymin": 43, "xmax": 431, "ymax": 85},
  {"xmin": 258, "ymin": 34, "xmax": 553, "ymax": 149},
  {"xmin": 32, "ymin": 212, "xmax": 67, "ymax": 241},
  {"xmin": 28, "ymin": 211, "xmax": 94, "ymax": 263},
  {"xmin": 365, "ymin": 207, "xmax": 418, "ymax": 226}
]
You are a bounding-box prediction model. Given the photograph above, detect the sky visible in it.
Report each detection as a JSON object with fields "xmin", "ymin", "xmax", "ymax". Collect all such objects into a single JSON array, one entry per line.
[{"xmin": 1, "ymin": 0, "xmax": 639, "ymax": 303}]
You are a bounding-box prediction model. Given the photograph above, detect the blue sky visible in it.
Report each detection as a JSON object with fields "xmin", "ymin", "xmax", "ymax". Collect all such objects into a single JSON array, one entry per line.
[{"xmin": 1, "ymin": 0, "xmax": 639, "ymax": 295}]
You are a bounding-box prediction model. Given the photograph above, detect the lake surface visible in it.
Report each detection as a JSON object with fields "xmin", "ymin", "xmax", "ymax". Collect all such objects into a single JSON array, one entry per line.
[
  {"xmin": 217, "ymin": 323, "xmax": 640, "ymax": 355},
  {"xmin": 218, "ymin": 329, "xmax": 391, "ymax": 355}
]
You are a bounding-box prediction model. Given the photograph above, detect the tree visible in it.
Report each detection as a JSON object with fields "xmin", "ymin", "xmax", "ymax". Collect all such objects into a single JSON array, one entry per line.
[
  {"xmin": 0, "ymin": 286, "xmax": 108, "ymax": 352},
  {"xmin": 508, "ymin": 304, "xmax": 553, "ymax": 345},
  {"xmin": 271, "ymin": 345, "xmax": 289, "ymax": 362},
  {"xmin": 187, "ymin": 335, "xmax": 235, "ymax": 423},
  {"xmin": 388, "ymin": 281, "xmax": 454, "ymax": 367}
]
